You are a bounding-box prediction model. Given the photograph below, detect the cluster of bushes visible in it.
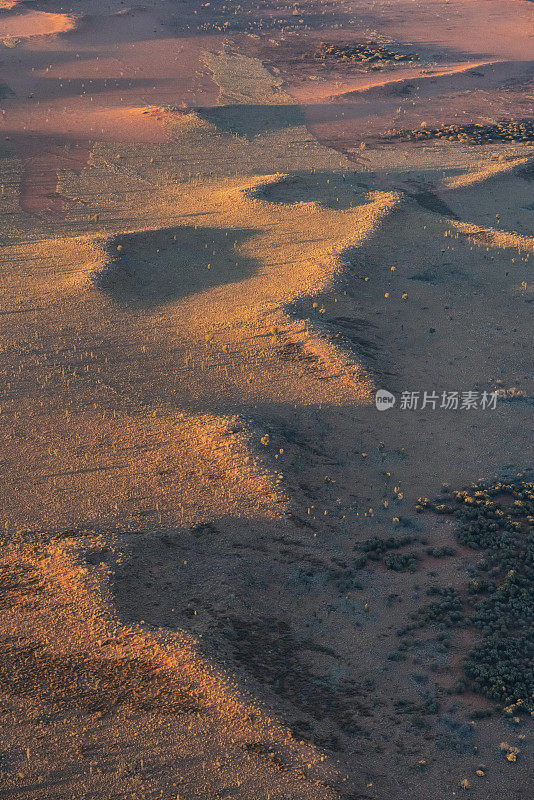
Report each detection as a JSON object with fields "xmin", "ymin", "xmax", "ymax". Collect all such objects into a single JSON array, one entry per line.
[
  {"xmin": 393, "ymin": 696, "xmax": 440, "ymax": 717},
  {"xmin": 354, "ymin": 534, "xmax": 425, "ymax": 572},
  {"xmin": 417, "ymin": 478, "xmax": 534, "ymax": 714},
  {"xmin": 426, "ymin": 546, "xmax": 457, "ymax": 558},
  {"xmin": 384, "ymin": 551, "xmax": 420, "ymax": 572},
  {"xmin": 382, "ymin": 119, "xmax": 534, "ymax": 144},
  {"xmin": 361, "ymin": 534, "xmax": 421, "ymax": 554},
  {"xmin": 464, "ymin": 637, "xmax": 532, "ymax": 706},
  {"xmin": 420, "ymin": 586, "xmax": 465, "ymax": 627},
  {"xmin": 317, "ymin": 41, "xmax": 418, "ymax": 66}
]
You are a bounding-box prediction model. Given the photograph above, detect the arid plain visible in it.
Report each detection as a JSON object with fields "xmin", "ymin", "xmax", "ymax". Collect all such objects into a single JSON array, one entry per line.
[{"xmin": 0, "ymin": 0, "xmax": 532, "ymax": 798}]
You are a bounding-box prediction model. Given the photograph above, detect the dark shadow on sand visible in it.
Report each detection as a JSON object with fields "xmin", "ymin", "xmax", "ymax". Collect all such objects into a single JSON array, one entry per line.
[
  {"xmin": 94, "ymin": 224, "xmax": 261, "ymax": 307},
  {"xmin": 196, "ymin": 104, "xmax": 305, "ymax": 139},
  {"xmin": 246, "ymin": 170, "xmax": 372, "ymax": 210}
]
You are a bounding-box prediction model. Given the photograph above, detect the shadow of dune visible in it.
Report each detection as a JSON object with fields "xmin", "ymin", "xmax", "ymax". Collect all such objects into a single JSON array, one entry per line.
[
  {"xmin": 246, "ymin": 170, "xmax": 372, "ymax": 210},
  {"xmin": 408, "ymin": 188, "xmax": 460, "ymax": 219},
  {"xmin": 0, "ymin": 82, "xmax": 14, "ymax": 101},
  {"xmin": 517, "ymin": 159, "xmax": 534, "ymax": 181},
  {"xmin": 196, "ymin": 104, "xmax": 305, "ymax": 139},
  {"xmin": 336, "ymin": 60, "xmax": 534, "ymax": 104},
  {"xmin": 94, "ymin": 225, "xmax": 261, "ymax": 307},
  {"xmin": 30, "ymin": 76, "xmax": 164, "ymax": 101},
  {"xmin": 108, "ymin": 513, "xmax": 385, "ymax": 747}
]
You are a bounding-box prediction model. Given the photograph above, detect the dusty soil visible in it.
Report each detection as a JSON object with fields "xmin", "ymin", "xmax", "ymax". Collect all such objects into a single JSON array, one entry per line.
[{"xmin": 0, "ymin": 0, "xmax": 532, "ymax": 798}]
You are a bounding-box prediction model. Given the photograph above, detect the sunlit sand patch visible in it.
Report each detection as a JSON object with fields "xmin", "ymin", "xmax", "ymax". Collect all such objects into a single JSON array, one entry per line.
[
  {"xmin": 0, "ymin": 27, "xmax": 533, "ymax": 799},
  {"xmin": 5, "ymin": 107, "xmax": 170, "ymax": 145},
  {"xmin": 84, "ymin": 172, "xmax": 398, "ymax": 320},
  {"xmin": 81, "ymin": 106, "xmax": 173, "ymax": 142},
  {"xmin": 0, "ymin": 149, "xmax": 399, "ymax": 713},
  {"xmin": 203, "ymin": 50, "xmax": 295, "ymax": 107},
  {"xmin": 0, "ymin": 406, "xmax": 284, "ymax": 534},
  {"xmin": 0, "ymin": 9, "xmax": 76, "ymax": 38},
  {"xmin": 0, "ymin": 52, "xmax": 411, "ymax": 795},
  {"xmin": 0, "ymin": 538, "xmax": 338, "ymax": 800},
  {"xmin": 32, "ymin": 134, "xmax": 398, "ymax": 405},
  {"xmin": 450, "ymin": 220, "xmax": 534, "ymax": 255},
  {"xmin": 81, "ymin": 171, "xmax": 398, "ymax": 404},
  {"xmin": 0, "ymin": 50, "xmax": 434, "ymax": 541},
  {"xmin": 0, "ymin": 228, "xmax": 292, "ymax": 535},
  {"xmin": 0, "ymin": 235, "xmax": 106, "ymax": 296},
  {"xmin": 442, "ymin": 155, "xmax": 531, "ymax": 189}
]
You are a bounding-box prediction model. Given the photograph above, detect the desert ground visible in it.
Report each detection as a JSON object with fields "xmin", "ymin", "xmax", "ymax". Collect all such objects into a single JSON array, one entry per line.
[{"xmin": 0, "ymin": 0, "xmax": 532, "ymax": 798}]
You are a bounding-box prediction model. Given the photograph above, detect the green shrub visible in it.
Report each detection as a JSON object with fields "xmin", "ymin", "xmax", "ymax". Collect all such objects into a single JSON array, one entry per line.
[{"xmin": 417, "ymin": 477, "xmax": 534, "ymax": 713}]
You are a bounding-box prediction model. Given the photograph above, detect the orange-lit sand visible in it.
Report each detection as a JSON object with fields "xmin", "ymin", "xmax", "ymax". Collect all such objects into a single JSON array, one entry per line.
[
  {"xmin": 0, "ymin": 0, "xmax": 532, "ymax": 798},
  {"xmin": 0, "ymin": 9, "xmax": 76, "ymax": 38}
]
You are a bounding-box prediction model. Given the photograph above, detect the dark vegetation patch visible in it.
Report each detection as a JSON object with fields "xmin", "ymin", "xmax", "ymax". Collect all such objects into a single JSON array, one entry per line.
[
  {"xmin": 384, "ymin": 551, "xmax": 420, "ymax": 572},
  {"xmin": 420, "ymin": 587, "xmax": 464, "ymax": 626},
  {"xmin": 354, "ymin": 534, "xmax": 426, "ymax": 572},
  {"xmin": 382, "ymin": 118, "xmax": 534, "ymax": 145},
  {"xmin": 317, "ymin": 41, "xmax": 419, "ymax": 68},
  {"xmin": 426, "ymin": 546, "xmax": 457, "ymax": 558},
  {"xmin": 415, "ymin": 478, "xmax": 534, "ymax": 713}
]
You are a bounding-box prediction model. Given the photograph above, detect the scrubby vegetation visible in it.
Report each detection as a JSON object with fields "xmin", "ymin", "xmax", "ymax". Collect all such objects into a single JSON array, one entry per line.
[
  {"xmin": 384, "ymin": 551, "xmax": 420, "ymax": 572},
  {"xmin": 355, "ymin": 534, "xmax": 425, "ymax": 571},
  {"xmin": 317, "ymin": 41, "xmax": 419, "ymax": 67},
  {"xmin": 417, "ymin": 478, "xmax": 534, "ymax": 714},
  {"xmin": 420, "ymin": 586, "xmax": 465, "ymax": 627},
  {"xmin": 426, "ymin": 546, "xmax": 457, "ymax": 558},
  {"xmin": 382, "ymin": 118, "xmax": 534, "ymax": 144}
]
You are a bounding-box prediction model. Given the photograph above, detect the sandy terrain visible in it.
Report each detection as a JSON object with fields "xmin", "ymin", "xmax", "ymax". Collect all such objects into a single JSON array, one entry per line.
[{"xmin": 0, "ymin": 0, "xmax": 532, "ymax": 798}]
